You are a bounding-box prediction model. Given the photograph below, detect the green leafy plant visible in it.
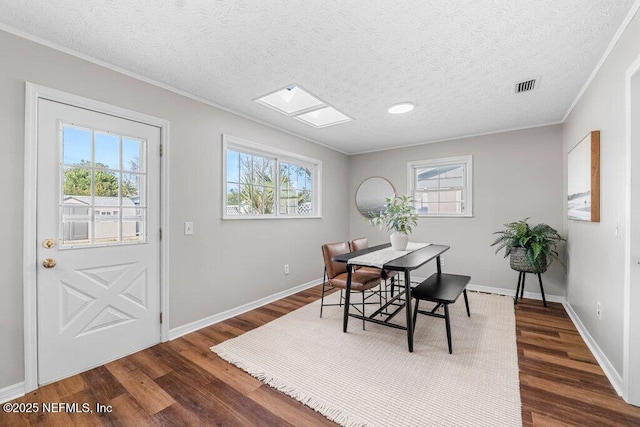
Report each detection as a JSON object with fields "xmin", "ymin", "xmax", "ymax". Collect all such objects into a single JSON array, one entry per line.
[
  {"xmin": 369, "ymin": 195, "xmax": 418, "ymax": 233},
  {"xmin": 491, "ymin": 218, "xmax": 565, "ymax": 270}
]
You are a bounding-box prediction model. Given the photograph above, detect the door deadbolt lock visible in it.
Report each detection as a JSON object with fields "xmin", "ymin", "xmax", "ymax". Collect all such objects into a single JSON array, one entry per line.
[
  {"xmin": 42, "ymin": 258, "xmax": 57, "ymax": 269},
  {"xmin": 42, "ymin": 238, "xmax": 56, "ymax": 249}
]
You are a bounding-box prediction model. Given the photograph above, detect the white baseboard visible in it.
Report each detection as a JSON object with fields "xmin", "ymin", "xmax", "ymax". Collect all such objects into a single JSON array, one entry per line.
[
  {"xmin": 0, "ymin": 382, "xmax": 25, "ymax": 404},
  {"xmin": 168, "ymin": 278, "xmax": 323, "ymax": 340},
  {"xmin": 466, "ymin": 283, "xmax": 565, "ymax": 304},
  {"xmin": 407, "ymin": 277, "xmax": 565, "ymax": 304},
  {"xmin": 563, "ymin": 301, "xmax": 624, "ymax": 396}
]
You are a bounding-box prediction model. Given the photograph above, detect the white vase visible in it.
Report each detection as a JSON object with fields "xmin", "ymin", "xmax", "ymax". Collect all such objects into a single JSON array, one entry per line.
[{"xmin": 390, "ymin": 231, "xmax": 409, "ymax": 251}]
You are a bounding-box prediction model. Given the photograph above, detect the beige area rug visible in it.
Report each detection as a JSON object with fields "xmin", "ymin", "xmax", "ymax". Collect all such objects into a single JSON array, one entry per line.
[{"xmin": 211, "ymin": 291, "xmax": 522, "ymax": 427}]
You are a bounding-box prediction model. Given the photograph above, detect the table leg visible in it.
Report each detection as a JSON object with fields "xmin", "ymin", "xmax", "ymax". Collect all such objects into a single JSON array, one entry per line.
[
  {"xmin": 343, "ymin": 265, "xmax": 353, "ymax": 333},
  {"xmin": 404, "ymin": 270, "xmax": 414, "ymax": 352}
]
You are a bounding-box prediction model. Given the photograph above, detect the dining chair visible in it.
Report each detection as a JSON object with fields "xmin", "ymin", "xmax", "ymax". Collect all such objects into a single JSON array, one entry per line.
[
  {"xmin": 349, "ymin": 237, "xmax": 400, "ymax": 302},
  {"xmin": 320, "ymin": 241, "xmax": 383, "ymax": 328}
]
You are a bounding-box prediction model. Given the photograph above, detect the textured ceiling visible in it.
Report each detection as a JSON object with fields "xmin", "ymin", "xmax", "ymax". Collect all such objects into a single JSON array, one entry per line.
[{"xmin": 0, "ymin": 1, "xmax": 636, "ymax": 154}]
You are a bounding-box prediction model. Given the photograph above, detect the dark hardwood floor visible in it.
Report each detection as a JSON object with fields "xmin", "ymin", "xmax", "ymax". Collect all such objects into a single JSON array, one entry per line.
[{"xmin": 2, "ymin": 286, "xmax": 640, "ymax": 426}]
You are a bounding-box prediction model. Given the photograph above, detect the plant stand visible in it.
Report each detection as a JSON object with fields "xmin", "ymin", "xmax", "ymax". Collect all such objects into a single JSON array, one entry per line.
[{"xmin": 513, "ymin": 271, "xmax": 547, "ymax": 307}]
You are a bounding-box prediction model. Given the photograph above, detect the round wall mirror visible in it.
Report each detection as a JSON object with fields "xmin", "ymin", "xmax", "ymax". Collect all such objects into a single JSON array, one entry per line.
[{"xmin": 355, "ymin": 177, "xmax": 395, "ymax": 218}]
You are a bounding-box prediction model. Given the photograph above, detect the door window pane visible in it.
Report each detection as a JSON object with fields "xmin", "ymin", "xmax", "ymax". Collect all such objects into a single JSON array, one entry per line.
[
  {"xmin": 94, "ymin": 208, "xmax": 120, "ymax": 244},
  {"xmin": 62, "ymin": 126, "xmax": 92, "ymax": 166},
  {"xmin": 62, "ymin": 221, "xmax": 91, "ymax": 246},
  {"xmin": 122, "ymin": 172, "xmax": 144, "ymax": 205},
  {"xmin": 63, "ymin": 167, "xmax": 92, "ymax": 197},
  {"xmin": 95, "ymin": 133, "xmax": 120, "ymax": 169},
  {"xmin": 122, "ymin": 208, "xmax": 145, "ymax": 242},
  {"xmin": 60, "ymin": 123, "xmax": 148, "ymax": 247},
  {"xmin": 123, "ymin": 137, "xmax": 143, "ymax": 172},
  {"xmin": 94, "ymin": 170, "xmax": 119, "ymax": 197}
]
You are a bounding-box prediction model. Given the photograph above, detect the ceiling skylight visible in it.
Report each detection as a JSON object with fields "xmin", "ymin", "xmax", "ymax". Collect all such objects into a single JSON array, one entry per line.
[
  {"xmin": 255, "ymin": 84, "xmax": 352, "ymax": 128},
  {"xmin": 294, "ymin": 107, "xmax": 352, "ymax": 128},
  {"xmin": 255, "ymin": 85, "xmax": 325, "ymax": 115}
]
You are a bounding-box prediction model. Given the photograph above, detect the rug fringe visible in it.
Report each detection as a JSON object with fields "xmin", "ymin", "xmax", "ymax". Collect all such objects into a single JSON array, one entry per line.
[{"xmin": 211, "ymin": 345, "xmax": 369, "ymax": 427}]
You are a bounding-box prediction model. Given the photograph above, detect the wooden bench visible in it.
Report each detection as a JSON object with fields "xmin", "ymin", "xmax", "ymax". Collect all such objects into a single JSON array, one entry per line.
[{"xmin": 411, "ymin": 273, "xmax": 471, "ymax": 354}]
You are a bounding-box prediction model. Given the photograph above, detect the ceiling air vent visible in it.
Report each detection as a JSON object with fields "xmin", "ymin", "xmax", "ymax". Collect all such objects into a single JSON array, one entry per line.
[{"xmin": 514, "ymin": 78, "xmax": 538, "ymax": 94}]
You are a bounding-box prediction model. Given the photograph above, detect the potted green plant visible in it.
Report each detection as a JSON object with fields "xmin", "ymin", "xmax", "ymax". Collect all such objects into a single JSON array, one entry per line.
[
  {"xmin": 370, "ymin": 194, "xmax": 418, "ymax": 250},
  {"xmin": 491, "ymin": 218, "xmax": 565, "ymax": 273}
]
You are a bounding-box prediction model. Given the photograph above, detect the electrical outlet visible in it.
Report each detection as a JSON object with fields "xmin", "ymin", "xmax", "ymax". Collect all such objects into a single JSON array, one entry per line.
[
  {"xmin": 596, "ymin": 301, "xmax": 602, "ymax": 319},
  {"xmin": 440, "ymin": 257, "xmax": 445, "ymax": 267},
  {"xmin": 284, "ymin": 264, "xmax": 290, "ymax": 275},
  {"xmin": 615, "ymin": 219, "xmax": 621, "ymax": 238}
]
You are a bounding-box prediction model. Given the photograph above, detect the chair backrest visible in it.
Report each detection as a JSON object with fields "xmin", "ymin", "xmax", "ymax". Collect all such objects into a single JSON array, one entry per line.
[
  {"xmin": 322, "ymin": 242, "xmax": 350, "ymax": 279},
  {"xmin": 349, "ymin": 237, "xmax": 369, "ymax": 252}
]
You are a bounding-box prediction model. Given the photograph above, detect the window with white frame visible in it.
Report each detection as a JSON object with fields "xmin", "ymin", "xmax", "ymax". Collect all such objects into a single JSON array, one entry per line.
[
  {"xmin": 408, "ymin": 155, "xmax": 473, "ymax": 217},
  {"xmin": 223, "ymin": 135, "xmax": 321, "ymax": 218}
]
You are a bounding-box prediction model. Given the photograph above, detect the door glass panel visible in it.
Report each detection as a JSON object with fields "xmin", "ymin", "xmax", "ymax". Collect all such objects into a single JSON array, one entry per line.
[
  {"xmin": 62, "ymin": 126, "xmax": 92, "ymax": 166},
  {"xmin": 63, "ymin": 167, "xmax": 92, "ymax": 197},
  {"xmin": 61, "ymin": 205, "xmax": 92, "ymax": 246},
  {"xmin": 122, "ymin": 208, "xmax": 145, "ymax": 242},
  {"xmin": 95, "ymin": 132, "xmax": 120, "ymax": 170},
  {"xmin": 122, "ymin": 172, "xmax": 144, "ymax": 206},
  {"xmin": 94, "ymin": 208, "xmax": 120, "ymax": 244},
  {"xmin": 94, "ymin": 169, "xmax": 119, "ymax": 197},
  {"xmin": 60, "ymin": 123, "xmax": 147, "ymax": 247},
  {"xmin": 123, "ymin": 137, "xmax": 143, "ymax": 172},
  {"xmin": 62, "ymin": 221, "xmax": 91, "ymax": 246}
]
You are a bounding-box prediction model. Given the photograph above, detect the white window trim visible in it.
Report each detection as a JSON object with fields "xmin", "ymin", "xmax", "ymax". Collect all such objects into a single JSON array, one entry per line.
[
  {"xmin": 407, "ymin": 155, "xmax": 473, "ymax": 218},
  {"xmin": 222, "ymin": 134, "xmax": 322, "ymax": 219}
]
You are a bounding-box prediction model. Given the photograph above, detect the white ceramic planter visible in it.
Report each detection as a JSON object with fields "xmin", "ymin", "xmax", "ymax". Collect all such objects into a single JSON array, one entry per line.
[{"xmin": 390, "ymin": 231, "xmax": 409, "ymax": 251}]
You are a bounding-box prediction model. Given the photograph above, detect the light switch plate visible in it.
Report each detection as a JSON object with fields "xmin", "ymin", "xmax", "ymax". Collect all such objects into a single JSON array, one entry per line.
[{"xmin": 184, "ymin": 222, "xmax": 194, "ymax": 235}]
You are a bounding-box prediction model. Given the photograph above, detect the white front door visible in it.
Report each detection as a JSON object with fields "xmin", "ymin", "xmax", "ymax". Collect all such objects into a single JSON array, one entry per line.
[{"xmin": 36, "ymin": 98, "xmax": 161, "ymax": 385}]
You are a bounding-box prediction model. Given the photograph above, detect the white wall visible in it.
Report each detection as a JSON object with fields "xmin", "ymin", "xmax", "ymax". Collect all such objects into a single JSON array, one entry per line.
[
  {"xmin": 563, "ymin": 9, "xmax": 640, "ymax": 376},
  {"xmin": 349, "ymin": 125, "xmax": 565, "ymax": 294},
  {"xmin": 0, "ymin": 29, "xmax": 350, "ymax": 390}
]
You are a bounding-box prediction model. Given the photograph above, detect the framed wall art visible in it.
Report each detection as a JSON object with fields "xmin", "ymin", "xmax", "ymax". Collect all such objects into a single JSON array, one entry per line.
[{"xmin": 568, "ymin": 130, "xmax": 600, "ymax": 222}]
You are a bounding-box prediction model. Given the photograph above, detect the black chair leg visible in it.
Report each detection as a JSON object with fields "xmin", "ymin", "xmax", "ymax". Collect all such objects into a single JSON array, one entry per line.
[
  {"xmin": 391, "ymin": 276, "xmax": 395, "ymax": 298},
  {"xmin": 537, "ymin": 273, "xmax": 547, "ymax": 307},
  {"xmin": 320, "ymin": 268, "xmax": 327, "ymax": 318},
  {"xmin": 463, "ymin": 289, "xmax": 470, "ymax": 317},
  {"xmin": 444, "ymin": 304, "xmax": 452, "ymax": 354},
  {"xmin": 520, "ymin": 273, "xmax": 526, "ymax": 299},
  {"xmin": 362, "ymin": 292, "xmax": 366, "ymax": 330},
  {"xmin": 412, "ymin": 299, "xmax": 420, "ymax": 335}
]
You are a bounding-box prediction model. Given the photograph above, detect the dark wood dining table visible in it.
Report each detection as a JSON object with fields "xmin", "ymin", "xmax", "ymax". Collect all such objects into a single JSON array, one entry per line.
[{"xmin": 332, "ymin": 242, "xmax": 450, "ymax": 352}]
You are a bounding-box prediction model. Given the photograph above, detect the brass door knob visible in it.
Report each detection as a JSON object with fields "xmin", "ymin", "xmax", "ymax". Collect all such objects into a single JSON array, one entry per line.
[
  {"xmin": 42, "ymin": 239, "xmax": 56, "ymax": 249},
  {"xmin": 42, "ymin": 258, "xmax": 57, "ymax": 268}
]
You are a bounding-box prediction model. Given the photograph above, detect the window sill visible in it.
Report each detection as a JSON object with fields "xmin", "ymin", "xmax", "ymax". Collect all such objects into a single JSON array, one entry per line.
[
  {"xmin": 418, "ymin": 214, "xmax": 474, "ymax": 218},
  {"xmin": 222, "ymin": 215, "xmax": 323, "ymax": 221}
]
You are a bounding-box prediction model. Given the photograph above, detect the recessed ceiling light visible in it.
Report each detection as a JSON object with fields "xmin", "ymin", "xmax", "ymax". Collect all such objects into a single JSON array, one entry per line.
[
  {"xmin": 388, "ymin": 103, "xmax": 415, "ymax": 114},
  {"xmin": 294, "ymin": 106, "xmax": 352, "ymax": 128},
  {"xmin": 255, "ymin": 84, "xmax": 325, "ymax": 116}
]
